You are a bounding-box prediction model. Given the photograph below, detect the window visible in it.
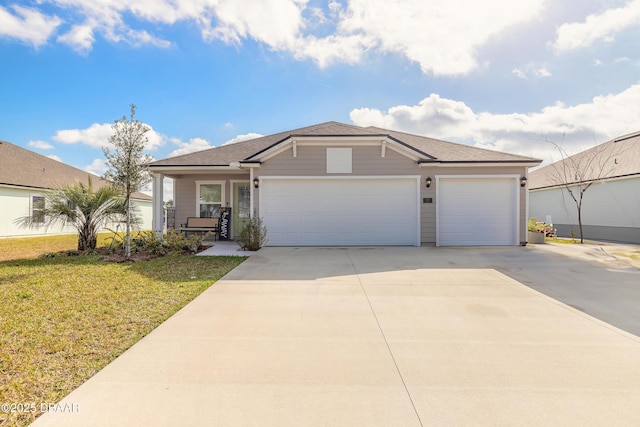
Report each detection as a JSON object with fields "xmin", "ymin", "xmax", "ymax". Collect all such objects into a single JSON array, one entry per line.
[
  {"xmin": 32, "ymin": 195, "xmax": 45, "ymax": 223},
  {"xmin": 196, "ymin": 181, "xmax": 224, "ymax": 218},
  {"xmin": 67, "ymin": 200, "xmax": 77, "ymax": 223}
]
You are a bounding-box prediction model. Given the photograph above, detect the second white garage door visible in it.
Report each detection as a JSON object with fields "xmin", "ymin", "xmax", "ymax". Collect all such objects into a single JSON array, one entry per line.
[
  {"xmin": 261, "ymin": 177, "xmax": 419, "ymax": 246},
  {"xmin": 437, "ymin": 176, "xmax": 519, "ymax": 246}
]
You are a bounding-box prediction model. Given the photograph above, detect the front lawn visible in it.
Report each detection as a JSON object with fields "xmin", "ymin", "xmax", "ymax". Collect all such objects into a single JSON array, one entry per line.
[
  {"xmin": 0, "ymin": 253, "xmax": 245, "ymax": 426},
  {"xmin": 0, "ymin": 233, "xmax": 115, "ymax": 262}
]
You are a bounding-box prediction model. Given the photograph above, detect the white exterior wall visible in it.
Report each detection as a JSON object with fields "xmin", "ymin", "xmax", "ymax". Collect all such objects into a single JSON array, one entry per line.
[
  {"xmin": 530, "ymin": 176, "xmax": 640, "ymax": 228},
  {"xmin": 0, "ymin": 185, "xmax": 153, "ymax": 238}
]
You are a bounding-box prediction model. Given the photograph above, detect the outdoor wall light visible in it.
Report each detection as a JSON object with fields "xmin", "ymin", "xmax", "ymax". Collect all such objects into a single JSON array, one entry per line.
[
  {"xmin": 425, "ymin": 176, "xmax": 432, "ymax": 188},
  {"xmin": 520, "ymin": 176, "xmax": 527, "ymax": 187},
  {"xmin": 253, "ymin": 177, "xmax": 259, "ymax": 189}
]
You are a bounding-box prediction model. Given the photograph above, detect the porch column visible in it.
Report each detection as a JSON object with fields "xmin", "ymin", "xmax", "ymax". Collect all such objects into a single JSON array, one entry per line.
[
  {"xmin": 152, "ymin": 173, "xmax": 164, "ymax": 237},
  {"xmin": 249, "ymin": 167, "xmax": 254, "ymax": 216}
]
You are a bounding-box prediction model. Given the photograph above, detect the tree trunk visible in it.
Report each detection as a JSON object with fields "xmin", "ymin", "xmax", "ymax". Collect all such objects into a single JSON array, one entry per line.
[
  {"xmin": 577, "ymin": 203, "xmax": 584, "ymax": 244},
  {"xmin": 78, "ymin": 225, "xmax": 97, "ymax": 251},
  {"xmin": 125, "ymin": 197, "xmax": 131, "ymax": 258}
]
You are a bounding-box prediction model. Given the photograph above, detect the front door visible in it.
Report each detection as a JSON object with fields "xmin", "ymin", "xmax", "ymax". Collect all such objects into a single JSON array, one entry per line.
[{"xmin": 232, "ymin": 182, "xmax": 251, "ymax": 239}]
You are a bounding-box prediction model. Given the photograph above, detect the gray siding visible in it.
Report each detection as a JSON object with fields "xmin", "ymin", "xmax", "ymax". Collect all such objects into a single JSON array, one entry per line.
[
  {"xmin": 173, "ymin": 173, "xmax": 250, "ymax": 229},
  {"xmin": 258, "ymin": 145, "xmax": 420, "ymax": 176},
  {"xmin": 552, "ymin": 224, "xmax": 640, "ymax": 244}
]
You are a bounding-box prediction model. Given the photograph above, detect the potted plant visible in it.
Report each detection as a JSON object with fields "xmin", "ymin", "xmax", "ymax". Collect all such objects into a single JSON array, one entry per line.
[{"xmin": 528, "ymin": 217, "xmax": 549, "ymax": 244}]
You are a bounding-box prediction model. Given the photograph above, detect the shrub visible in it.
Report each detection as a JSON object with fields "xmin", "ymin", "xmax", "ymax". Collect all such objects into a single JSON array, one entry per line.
[
  {"xmin": 528, "ymin": 217, "xmax": 555, "ymax": 236},
  {"xmin": 238, "ymin": 216, "xmax": 268, "ymax": 251},
  {"xmin": 104, "ymin": 229, "xmax": 211, "ymax": 256},
  {"xmin": 163, "ymin": 229, "xmax": 210, "ymax": 254}
]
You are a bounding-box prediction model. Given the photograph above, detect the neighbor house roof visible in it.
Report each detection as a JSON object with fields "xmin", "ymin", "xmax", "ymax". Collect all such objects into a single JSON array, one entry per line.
[
  {"xmin": 149, "ymin": 121, "xmax": 540, "ymax": 167},
  {"xmin": 529, "ymin": 131, "xmax": 640, "ymax": 190},
  {"xmin": 0, "ymin": 140, "xmax": 152, "ymax": 201}
]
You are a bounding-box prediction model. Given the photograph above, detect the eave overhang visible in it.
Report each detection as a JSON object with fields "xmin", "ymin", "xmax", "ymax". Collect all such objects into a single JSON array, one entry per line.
[
  {"xmin": 245, "ymin": 135, "xmax": 426, "ymax": 162},
  {"xmin": 418, "ymin": 160, "xmax": 542, "ymax": 168}
]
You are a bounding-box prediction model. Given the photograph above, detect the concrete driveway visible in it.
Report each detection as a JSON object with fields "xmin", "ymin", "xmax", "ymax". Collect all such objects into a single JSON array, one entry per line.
[{"xmin": 34, "ymin": 246, "xmax": 640, "ymax": 426}]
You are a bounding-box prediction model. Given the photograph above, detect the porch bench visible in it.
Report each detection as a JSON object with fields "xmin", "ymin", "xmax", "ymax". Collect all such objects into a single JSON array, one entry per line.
[{"xmin": 180, "ymin": 217, "xmax": 219, "ymax": 240}]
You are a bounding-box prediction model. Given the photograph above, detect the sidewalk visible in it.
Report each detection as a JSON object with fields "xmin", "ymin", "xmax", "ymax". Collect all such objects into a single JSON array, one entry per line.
[{"xmin": 197, "ymin": 240, "xmax": 257, "ymax": 256}]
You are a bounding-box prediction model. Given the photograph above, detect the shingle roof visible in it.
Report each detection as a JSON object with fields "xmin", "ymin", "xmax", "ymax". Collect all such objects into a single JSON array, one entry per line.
[
  {"xmin": 0, "ymin": 140, "xmax": 151, "ymax": 200},
  {"xmin": 529, "ymin": 131, "xmax": 640, "ymax": 190},
  {"xmin": 149, "ymin": 121, "xmax": 540, "ymax": 167},
  {"xmin": 368, "ymin": 126, "xmax": 538, "ymax": 162}
]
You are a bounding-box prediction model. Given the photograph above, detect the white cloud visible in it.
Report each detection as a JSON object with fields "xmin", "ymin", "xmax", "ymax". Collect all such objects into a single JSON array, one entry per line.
[
  {"xmin": 535, "ymin": 68, "xmax": 551, "ymax": 78},
  {"xmin": 53, "ymin": 123, "xmax": 112, "ymax": 148},
  {"xmin": 512, "ymin": 64, "xmax": 551, "ymax": 80},
  {"xmin": 350, "ymin": 84, "xmax": 640, "ymax": 162},
  {"xmin": 332, "ymin": 0, "xmax": 545, "ymax": 75},
  {"xmin": 47, "ymin": 154, "xmax": 63, "ymax": 162},
  {"xmin": 84, "ymin": 158, "xmax": 108, "ymax": 175},
  {"xmin": 0, "ymin": 5, "xmax": 61, "ymax": 47},
  {"xmin": 554, "ymin": 0, "xmax": 640, "ymax": 51},
  {"xmin": 57, "ymin": 24, "xmax": 95, "ymax": 54},
  {"xmin": 53, "ymin": 122, "xmax": 164, "ymax": 150},
  {"xmin": 168, "ymin": 132, "xmax": 264, "ymax": 157},
  {"xmin": 221, "ymin": 133, "xmax": 263, "ymax": 146},
  {"xmin": 28, "ymin": 140, "xmax": 53, "ymax": 150},
  {"xmin": 512, "ymin": 69, "xmax": 527, "ymax": 79},
  {"xmin": 46, "ymin": 0, "xmax": 172, "ymax": 53},
  {"xmin": 202, "ymin": 0, "xmax": 304, "ymax": 48},
  {"xmin": 292, "ymin": 33, "xmax": 374, "ymax": 68},
  {"xmin": 7, "ymin": 0, "xmax": 548, "ymax": 75},
  {"xmin": 168, "ymin": 137, "xmax": 213, "ymax": 157}
]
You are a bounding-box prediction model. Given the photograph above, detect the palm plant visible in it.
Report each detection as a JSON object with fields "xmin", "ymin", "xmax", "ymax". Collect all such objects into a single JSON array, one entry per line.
[{"xmin": 15, "ymin": 178, "xmax": 128, "ymax": 251}]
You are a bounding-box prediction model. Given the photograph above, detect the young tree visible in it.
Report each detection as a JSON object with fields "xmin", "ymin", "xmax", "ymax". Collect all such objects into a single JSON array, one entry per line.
[
  {"xmin": 15, "ymin": 178, "xmax": 126, "ymax": 251},
  {"xmin": 103, "ymin": 104, "xmax": 153, "ymax": 258},
  {"xmin": 545, "ymin": 137, "xmax": 622, "ymax": 243}
]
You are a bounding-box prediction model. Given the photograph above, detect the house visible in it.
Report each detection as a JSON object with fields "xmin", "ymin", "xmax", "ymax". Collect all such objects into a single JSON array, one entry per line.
[
  {"xmin": 529, "ymin": 131, "xmax": 640, "ymax": 244},
  {"xmin": 0, "ymin": 140, "xmax": 153, "ymax": 238},
  {"xmin": 149, "ymin": 122, "xmax": 541, "ymax": 246}
]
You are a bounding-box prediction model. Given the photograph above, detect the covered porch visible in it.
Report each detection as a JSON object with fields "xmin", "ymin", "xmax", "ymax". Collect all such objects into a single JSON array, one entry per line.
[{"xmin": 151, "ymin": 164, "xmax": 260, "ymax": 241}]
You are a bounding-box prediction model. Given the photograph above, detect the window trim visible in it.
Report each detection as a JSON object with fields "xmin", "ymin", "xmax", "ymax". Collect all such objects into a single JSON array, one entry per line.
[
  {"xmin": 31, "ymin": 194, "xmax": 46, "ymax": 224},
  {"xmin": 195, "ymin": 181, "xmax": 225, "ymax": 218}
]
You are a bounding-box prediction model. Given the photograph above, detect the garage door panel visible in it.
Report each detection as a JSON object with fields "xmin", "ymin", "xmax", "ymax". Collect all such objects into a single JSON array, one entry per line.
[
  {"xmin": 438, "ymin": 177, "xmax": 518, "ymax": 246},
  {"xmin": 262, "ymin": 178, "xmax": 418, "ymax": 246}
]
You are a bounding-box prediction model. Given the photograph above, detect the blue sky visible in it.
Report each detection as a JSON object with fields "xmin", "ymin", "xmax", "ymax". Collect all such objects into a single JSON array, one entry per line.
[{"xmin": 1, "ymin": 0, "xmax": 639, "ymax": 199}]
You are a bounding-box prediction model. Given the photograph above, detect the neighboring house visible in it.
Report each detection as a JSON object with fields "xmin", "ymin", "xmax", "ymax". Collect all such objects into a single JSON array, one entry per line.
[
  {"xmin": 149, "ymin": 122, "xmax": 541, "ymax": 246},
  {"xmin": 0, "ymin": 140, "xmax": 152, "ymax": 238},
  {"xmin": 529, "ymin": 131, "xmax": 640, "ymax": 244}
]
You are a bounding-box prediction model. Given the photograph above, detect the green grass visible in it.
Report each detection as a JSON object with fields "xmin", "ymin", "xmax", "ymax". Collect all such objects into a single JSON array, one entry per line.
[
  {"xmin": 545, "ymin": 236, "xmax": 594, "ymax": 244},
  {"xmin": 0, "ymin": 247, "xmax": 245, "ymax": 426},
  {"xmin": 0, "ymin": 233, "xmax": 117, "ymax": 262}
]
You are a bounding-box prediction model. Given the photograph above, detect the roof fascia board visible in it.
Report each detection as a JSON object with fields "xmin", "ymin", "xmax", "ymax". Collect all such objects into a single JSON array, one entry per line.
[
  {"xmin": 530, "ymin": 171, "xmax": 640, "ymax": 191},
  {"xmin": 0, "ymin": 183, "xmax": 150, "ymax": 201},
  {"xmin": 250, "ymin": 135, "xmax": 424, "ymax": 162},
  {"xmin": 384, "ymin": 140, "xmax": 422, "ymax": 161},
  {"xmin": 420, "ymin": 161, "xmax": 541, "ymax": 168},
  {"xmin": 385, "ymin": 135, "xmax": 437, "ymax": 160},
  {"xmin": 0, "ymin": 183, "xmax": 48, "ymax": 191},
  {"xmin": 149, "ymin": 165, "xmax": 243, "ymax": 172},
  {"xmin": 238, "ymin": 162, "xmax": 261, "ymax": 168}
]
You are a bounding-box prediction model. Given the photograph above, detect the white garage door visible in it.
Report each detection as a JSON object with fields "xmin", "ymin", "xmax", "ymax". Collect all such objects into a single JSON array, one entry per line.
[
  {"xmin": 437, "ymin": 177, "xmax": 519, "ymax": 246},
  {"xmin": 261, "ymin": 178, "xmax": 419, "ymax": 246}
]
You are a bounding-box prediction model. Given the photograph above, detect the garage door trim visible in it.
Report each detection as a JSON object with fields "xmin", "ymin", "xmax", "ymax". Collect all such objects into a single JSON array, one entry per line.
[
  {"xmin": 435, "ymin": 175, "xmax": 520, "ymax": 247},
  {"xmin": 259, "ymin": 175, "xmax": 421, "ymax": 246}
]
